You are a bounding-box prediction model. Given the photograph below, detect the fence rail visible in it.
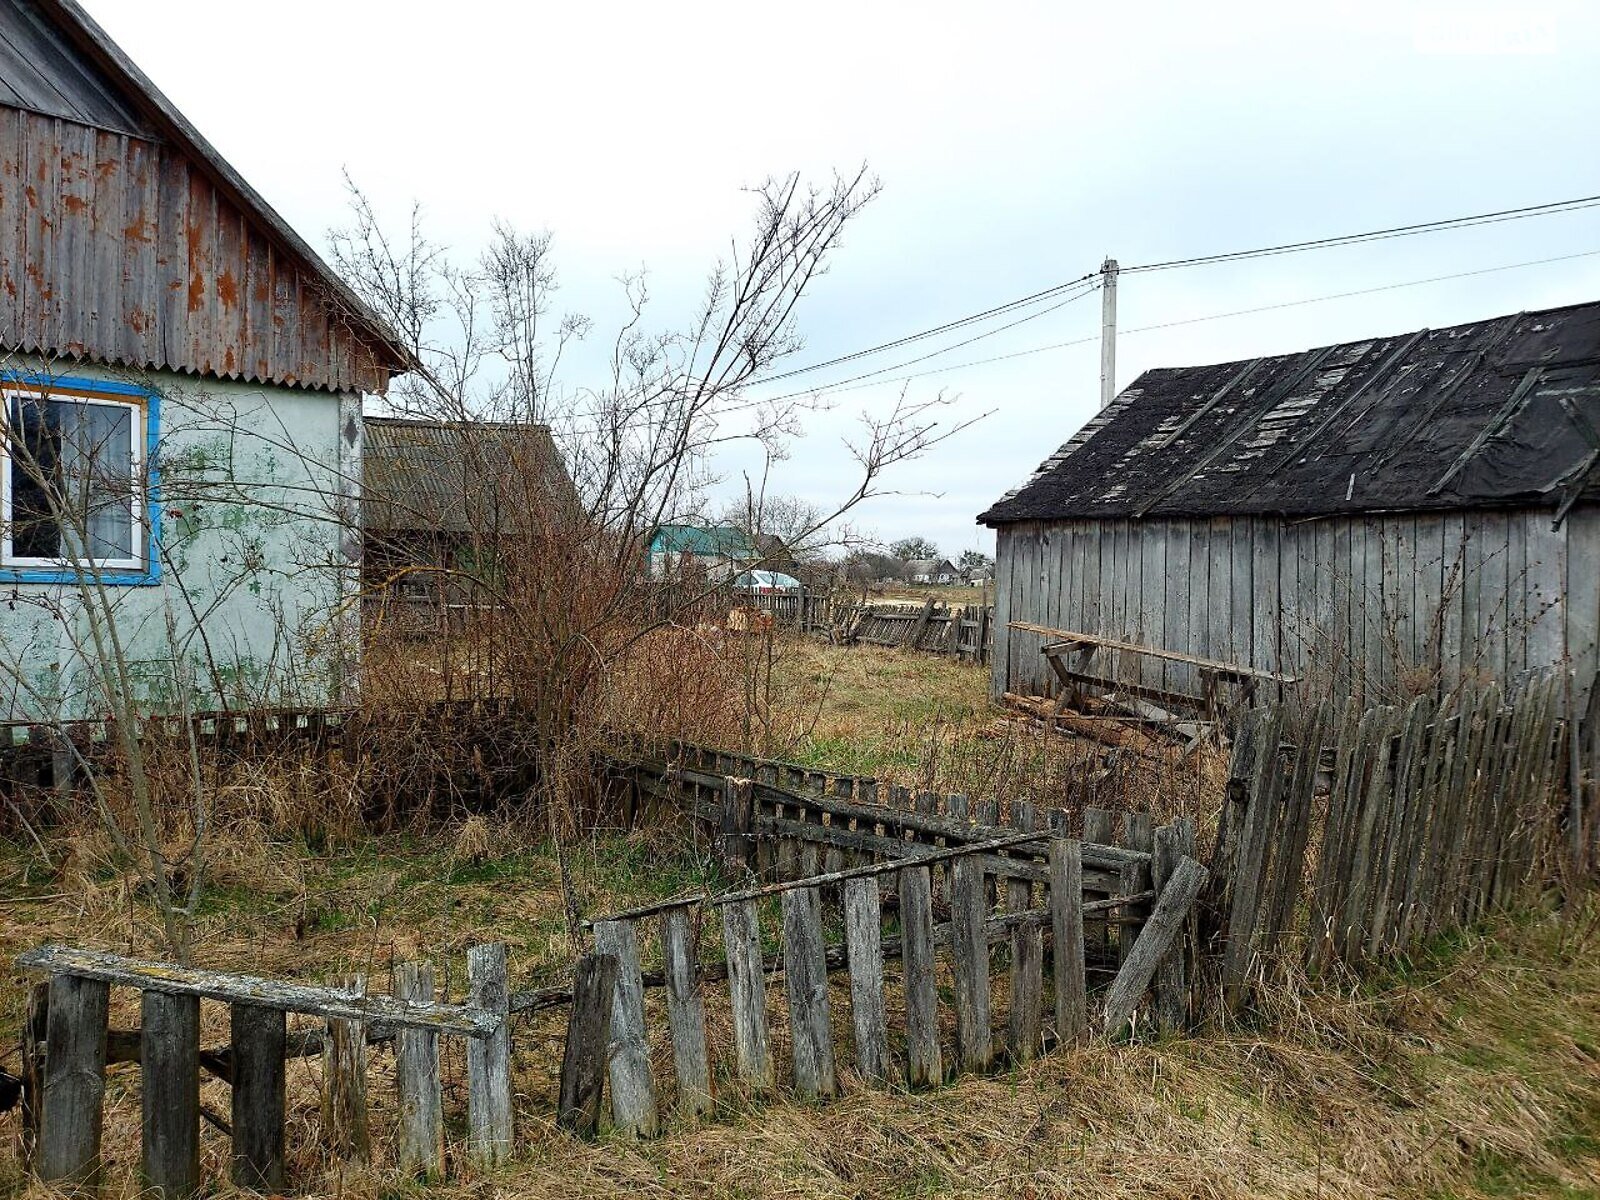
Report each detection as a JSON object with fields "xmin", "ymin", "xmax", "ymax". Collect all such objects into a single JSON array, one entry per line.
[{"xmin": 842, "ymin": 600, "xmax": 993, "ymax": 662}]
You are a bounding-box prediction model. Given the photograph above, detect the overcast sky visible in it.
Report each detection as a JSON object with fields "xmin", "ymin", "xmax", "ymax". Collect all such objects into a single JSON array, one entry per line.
[{"xmin": 103, "ymin": 0, "xmax": 1600, "ymax": 559}]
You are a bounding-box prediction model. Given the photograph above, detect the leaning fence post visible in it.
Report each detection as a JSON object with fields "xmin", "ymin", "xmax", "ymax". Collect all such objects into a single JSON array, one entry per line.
[
  {"xmin": 1006, "ymin": 871, "xmax": 1043, "ymax": 1064},
  {"xmin": 782, "ymin": 885, "xmax": 838, "ymax": 1098},
  {"xmin": 721, "ymin": 899, "xmax": 775, "ymax": 1091},
  {"xmin": 662, "ymin": 907, "xmax": 713, "ymax": 1118},
  {"xmin": 230, "ymin": 1002, "xmax": 286, "ymax": 1191},
  {"xmin": 323, "ymin": 975, "xmax": 369, "ymax": 1164},
  {"xmin": 558, "ymin": 953, "xmax": 619, "ymax": 1138},
  {"xmin": 394, "ymin": 962, "xmax": 445, "ymax": 1179},
  {"xmin": 1103, "ymin": 857, "xmax": 1210, "ymax": 1039},
  {"xmin": 141, "ymin": 988, "xmax": 200, "ymax": 1199},
  {"xmin": 1050, "ymin": 839, "xmax": 1088, "ymax": 1044},
  {"xmin": 898, "ymin": 864, "xmax": 943, "ymax": 1087},
  {"xmin": 39, "ymin": 972, "xmax": 109, "ymax": 1188},
  {"xmin": 843, "ymin": 876, "xmax": 888, "ymax": 1082},
  {"xmin": 467, "ymin": 943, "xmax": 514, "ymax": 1163},
  {"xmin": 951, "ymin": 856, "xmax": 993, "ymax": 1073},
  {"xmin": 593, "ymin": 919, "xmax": 659, "ymax": 1137}
]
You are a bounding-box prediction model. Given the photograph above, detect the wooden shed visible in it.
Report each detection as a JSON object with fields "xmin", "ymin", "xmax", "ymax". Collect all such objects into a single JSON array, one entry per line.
[{"xmin": 979, "ymin": 300, "xmax": 1600, "ymax": 728}]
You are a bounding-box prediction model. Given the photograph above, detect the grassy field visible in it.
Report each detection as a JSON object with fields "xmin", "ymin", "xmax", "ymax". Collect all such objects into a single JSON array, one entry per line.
[{"xmin": 1, "ymin": 638, "xmax": 1597, "ymax": 1198}]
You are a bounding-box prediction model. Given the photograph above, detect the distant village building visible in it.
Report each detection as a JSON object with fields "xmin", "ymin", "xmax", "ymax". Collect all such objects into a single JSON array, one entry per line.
[
  {"xmin": 980, "ymin": 301, "xmax": 1600, "ymax": 736},
  {"xmin": 646, "ymin": 524, "xmax": 757, "ymax": 582},
  {"xmin": 0, "ymin": 0, "xmax": 410, "ymax": 719},
  {"xmin": 906, "ymin": 558, "xmax": 959, "ymax": 585}
]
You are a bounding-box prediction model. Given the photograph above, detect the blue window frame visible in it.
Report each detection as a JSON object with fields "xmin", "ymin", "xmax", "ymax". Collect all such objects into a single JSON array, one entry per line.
[{"xmin": 0, "ymin": 372, "xmax": 161, "ymax": 586}]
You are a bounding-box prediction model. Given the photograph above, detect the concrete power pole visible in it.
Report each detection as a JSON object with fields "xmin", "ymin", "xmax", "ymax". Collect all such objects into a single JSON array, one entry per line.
[{"xmin": 1099, "ymin": 257, "xmax": 1119, "ymax": 409}]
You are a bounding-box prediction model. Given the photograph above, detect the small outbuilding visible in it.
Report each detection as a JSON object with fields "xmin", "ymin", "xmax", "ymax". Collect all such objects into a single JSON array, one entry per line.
[{"xmin": 979, "ymin": 300, "xmax": 1600, "ymax": 729}]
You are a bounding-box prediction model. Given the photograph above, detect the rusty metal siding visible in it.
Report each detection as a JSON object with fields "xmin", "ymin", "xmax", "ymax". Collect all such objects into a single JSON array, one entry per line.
[{"xmin": 0, "ymin": 106, "xmax": 387, "ymax": 393}]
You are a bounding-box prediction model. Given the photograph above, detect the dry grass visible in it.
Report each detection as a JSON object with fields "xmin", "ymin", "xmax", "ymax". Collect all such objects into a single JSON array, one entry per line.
[{"xmin": 2, "ymin": 635, "xmax": 1595, "ymax": 1199}]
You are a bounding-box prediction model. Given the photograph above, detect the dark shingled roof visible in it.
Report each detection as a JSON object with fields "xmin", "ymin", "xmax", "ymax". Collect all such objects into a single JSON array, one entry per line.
[
  {"xmin": 363, "ymin": 417, "xmax": 575, "ymax": 535},
  {"xmin": 980, "ymin": 300, "xmax": 1600, "ymax": 525}
]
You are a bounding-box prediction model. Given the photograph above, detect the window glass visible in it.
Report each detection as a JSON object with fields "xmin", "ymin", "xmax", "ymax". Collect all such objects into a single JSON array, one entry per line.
[{"xmin": 6, "ymin": 393, "xmax": 138, "ymax": 566}]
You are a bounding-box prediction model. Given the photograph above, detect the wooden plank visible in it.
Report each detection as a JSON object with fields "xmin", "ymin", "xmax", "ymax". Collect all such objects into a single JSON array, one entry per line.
[
  {"xmin": 323, "ymin": 976, "xmax": 370, "ymax": 1164},
  {"xmin": 592, "ymin": 920, "xmax": 657, "ymax": 1137},
  {"xmin": 394, "ymin": 962, "xmax": 444, "ymax": 1180},
  {"xmin": 898, "ymin": 865, "xmax": 943, "ymax": 1086},
  {"xmin": 1151, "ymin": 823, "xmax": 1193, "ymax": 1034},
  {"xmin": 662, "ymin": 908, "xmax": 713, "ymax": 1117},
  {"xmin": 15, "ymin": 946, "xmax": 499, "ymax": 1037},
  {"xmin": 38, "ymin": 973, "xmax": 109, "ymax": 1186},
  {"xmin": 843, "ymin": 876, "xmax": 889, "ymax": 1082},
  {"xmin": 782, "ymin": 886, "xmax": 837, "ymax": 1098},
  {"xmin": 1006, "ymin": 870, "xmax": 1043, "ymax": 1063},
  {"xmin": 1049, "ymin": 839, "xmax": 1088, "ymax": 1044},
  {"xmin": 950, "ymin": 857, "xmax": 993, "ymax": 1072},
  {"xmin": 557, "ymin": 953, "xmax": 619, "ymax": 1139},
  {"xmin": 722, "ymin": 900, "xmax": 775, "ymax": 1091},
  {"xmin": 1006, "ymin": 622, "xmax": 1295, "ymax": 681},
  {"xmin": 466, "ymin": 944, "xmax": 515, "ymax": 1160},
  {"xmin": 230, "ymin": 1003, "xmax": 285, "ymax": 1191},
  {"xmin": 141, "ymin": 989, "xmax": 200, "ymax": 1200},
  {"xmin": 1221, "ymin": 705, "xmax": 1284, "ymax": 1005},
  {"xmin": 1103, "ymin": 856, "xmax": 1209, "ymax": 1039}
]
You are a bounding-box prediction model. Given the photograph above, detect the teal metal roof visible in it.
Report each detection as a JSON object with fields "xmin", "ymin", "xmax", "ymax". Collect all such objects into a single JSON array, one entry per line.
[{"xmin": 648, "ymin": 524, "xmax": 757, "ymax": 557}]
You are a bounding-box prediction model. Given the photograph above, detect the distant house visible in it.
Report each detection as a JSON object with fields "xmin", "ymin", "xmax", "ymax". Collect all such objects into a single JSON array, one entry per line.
[
  {"xmin": 905, "ymin": 558, "xmax": 959, "ymax": 585},
  {"xmin": 733, "ymin": 569, "xmax": 802, "ymax": 595},
  {"xmin": 980, "ymin": 300, "xmax": 1600, "ymax": 728},
  {"xmin": 362, "ymin": 417, "xmax": 573, "ymax": 629},
  {"xmin": 0, "ymin": 0, "xmax": 411, "ymax": 719},
  {"xmin": 646, "ymin": 524, "xmax": 757, "ymax": 582}
]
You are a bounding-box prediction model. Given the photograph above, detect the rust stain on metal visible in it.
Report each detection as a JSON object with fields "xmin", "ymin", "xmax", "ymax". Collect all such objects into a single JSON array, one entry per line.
[{"xmin": 217, "ymin": 268, "xmax": 239, "ymax": 308}]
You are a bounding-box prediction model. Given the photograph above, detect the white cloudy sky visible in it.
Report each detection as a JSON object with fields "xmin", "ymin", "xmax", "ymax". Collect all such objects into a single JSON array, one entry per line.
[{"xmin": 104, "ymin": 0, "xmax": 1600, "ymax": 559}]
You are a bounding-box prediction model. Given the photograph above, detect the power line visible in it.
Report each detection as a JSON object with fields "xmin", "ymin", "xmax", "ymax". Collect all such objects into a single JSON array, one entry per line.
[
  {"xmin": 747, "ymin": 270, "xmax": 1099, "ymax": 386},
  {"xmin": 1122, "ymin": 194, "xmax": 1600, "ymax": 274},
  {"xmin": 752, "ymin": 280, "xmax": 1100, "ymax": 405},
  {"xmin": 738, "ymin": 190, "xmax": 1600, "ymax": 392},
  {"xmin": 771, "ymin": 247, "xmax": 1600, "ymax": 402}
]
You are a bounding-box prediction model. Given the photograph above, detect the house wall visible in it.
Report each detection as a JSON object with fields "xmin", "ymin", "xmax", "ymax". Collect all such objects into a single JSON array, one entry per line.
[
  {"xmin": 991, "ymin": 506, "xmax": 1600, "ymax": 712},
  {"xmin": 2, "ymin": 358, "xmax": 359, "ymax": 721}
]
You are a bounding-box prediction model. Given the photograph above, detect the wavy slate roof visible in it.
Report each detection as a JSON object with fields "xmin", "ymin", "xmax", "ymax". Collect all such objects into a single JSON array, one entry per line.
[{"xmin": 980, "ymin": 300, "xmax": 1600, "ymax": 525}]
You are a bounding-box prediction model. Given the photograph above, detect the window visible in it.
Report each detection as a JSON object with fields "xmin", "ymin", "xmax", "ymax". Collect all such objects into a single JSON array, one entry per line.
[{"xmin": 1, "ymin": 377, "xmax": 158, "ymax": 583}]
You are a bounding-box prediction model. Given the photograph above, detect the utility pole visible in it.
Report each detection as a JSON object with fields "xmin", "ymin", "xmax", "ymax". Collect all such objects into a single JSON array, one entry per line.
[{"xmin": 1099, "ymin": 257, "xmax": 1119, "ymax": 409}]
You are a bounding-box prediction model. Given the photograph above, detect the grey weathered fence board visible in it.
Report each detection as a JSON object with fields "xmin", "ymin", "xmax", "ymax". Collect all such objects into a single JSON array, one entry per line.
[
  {"xmin": 141, "ymin": 989, "xmax": 199, "ymax": 1199},
  {"xmin": 1151, "ymin": 823, "xmax": 1193, "ymax": 1034},
  {"xmin": 466, "ymin": 944, "xmax": 515, "ymax": 1160},
  {"xmin": 1006, "ymin": 872, "xmax": 1043, "ymax": 1063},
  {"xmin": 898, "ymin": 865, "xmax": 943, "ymax": 1086},
  {"xmin": 324, "ymin": 975, "xmax": 370, "ymax": 1164},
  {"xmin": 782, "ymin": 886, "xmax": 838, "ymax": 1098},
  {"xmin": 38, "ymin": 973, "xmax": 109, "ymax": 1186},
  {"xmin": 843, "ymin": 876, "xmax": 889, "ymax": 1082},
  {"xmin": 16, "ymin": 945, "xmax": 498, "ymax": 1037},
  {"xmin": 722, "ymin": 899, "xmax": 775, "ymax": 1091},
  {"xmin": 951, "ymin": 857, "xmax": 993, "ymax": 1072},
  {"xmin": 230, "ymin": 1002, "xmax": 285, "ymax": 1191},
  {"xmin": 662, "ymin": 907, "xmax": 713, "ymax": 1117},
  {"xmin": 1049, "ymin": 839, "xmax": 1088, "ymax": 1043},
  {"xmin": 394, "ymin": 962, "xmax": 444, "ymax": 1179},
  {"xmin": 592, "ymin": 920, "xmax": 658, "ymax": 1138},
  {"xmin": 558, "ymin": 953, "xmax": 619, "ymax": 1139}
]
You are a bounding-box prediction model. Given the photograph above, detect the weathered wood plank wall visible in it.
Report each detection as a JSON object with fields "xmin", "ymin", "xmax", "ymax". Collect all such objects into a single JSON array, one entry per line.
[{"xmin": 993, "ymin": 507, "xmax": 1599, "ymax": 714}]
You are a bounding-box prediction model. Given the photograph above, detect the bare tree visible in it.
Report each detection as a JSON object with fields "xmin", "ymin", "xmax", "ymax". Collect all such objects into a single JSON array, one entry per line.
[{"xmin": 331, "ymin": 168, "xmax": 983, "ymax": 929}]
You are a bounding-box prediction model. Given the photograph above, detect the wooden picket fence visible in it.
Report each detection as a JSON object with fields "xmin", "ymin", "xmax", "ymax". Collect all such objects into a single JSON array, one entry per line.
[
  {"xmin": 1211, "ymin": 672, "xmax": 1570, "ymax": 1003},
  {"xmin": 843, "ymin": 600, "xmax": 993, "ymax": 663},
  {"xmin": 11, "ymin": 676, "xmax": 1576, "ymax": 1189}
]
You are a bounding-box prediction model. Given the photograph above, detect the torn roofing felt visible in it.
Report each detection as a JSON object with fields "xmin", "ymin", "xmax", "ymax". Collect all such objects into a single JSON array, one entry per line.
[{"xmin": 979, "ymin": 300, "xmax": 1600, "ymax": 525}]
